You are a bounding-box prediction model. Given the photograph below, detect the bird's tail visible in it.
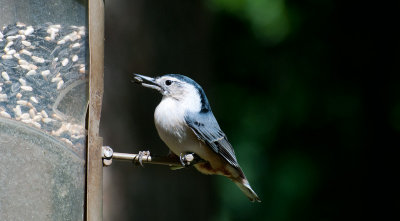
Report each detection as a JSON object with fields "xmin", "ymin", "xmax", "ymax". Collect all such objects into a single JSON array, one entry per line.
[{"xmin": 234, "ymin": 179, "xmax": 261, "ymax": 202}]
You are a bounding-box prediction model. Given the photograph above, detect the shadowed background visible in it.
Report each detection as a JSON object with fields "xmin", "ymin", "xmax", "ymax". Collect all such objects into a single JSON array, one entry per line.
[{"xmin": 101, "ymin": 0, "xmax": 399, "ymax": 220}]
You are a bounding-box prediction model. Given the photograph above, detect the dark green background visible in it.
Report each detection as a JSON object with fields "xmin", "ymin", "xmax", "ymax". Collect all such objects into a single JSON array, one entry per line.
[{"xmin": 101, "ymin": 0, "xmax": 399, "ymax": 220}]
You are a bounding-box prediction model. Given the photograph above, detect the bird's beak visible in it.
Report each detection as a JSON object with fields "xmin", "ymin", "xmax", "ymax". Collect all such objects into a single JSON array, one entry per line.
[{"xmin": 133, "ymin": 74, "xmax": 162, "ymax": 92}]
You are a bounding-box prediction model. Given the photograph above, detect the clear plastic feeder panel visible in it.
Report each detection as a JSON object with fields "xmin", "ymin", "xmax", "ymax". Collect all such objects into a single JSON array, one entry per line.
[{"xmin": 0, "ymin": 0, "xmax": 87, "ymax": 220}]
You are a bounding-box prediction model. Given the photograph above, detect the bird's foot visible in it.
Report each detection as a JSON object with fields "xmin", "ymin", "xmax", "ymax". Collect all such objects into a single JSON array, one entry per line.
[
  {"xmin": 135, "ymin": 151, "xmax": 150, "ymax": 167},
  {"xmin": 179, "ymin": 152, "xmax": 203, "ymax": 167}
]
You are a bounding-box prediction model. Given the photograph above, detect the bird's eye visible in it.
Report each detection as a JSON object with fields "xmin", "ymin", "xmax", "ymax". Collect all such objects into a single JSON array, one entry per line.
[{"xmin": 165, "ymin": 80, "xmax": 172, "ymax": 86}]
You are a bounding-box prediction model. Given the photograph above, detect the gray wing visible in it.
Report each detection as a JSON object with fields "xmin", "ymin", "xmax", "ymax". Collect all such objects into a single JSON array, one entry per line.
[{"xmin": 184, "ymin": 111, "xmax": 239, "ymax": 168}]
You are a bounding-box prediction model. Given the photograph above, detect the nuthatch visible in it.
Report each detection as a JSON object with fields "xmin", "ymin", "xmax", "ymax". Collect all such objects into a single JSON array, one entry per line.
[{"xmin": 133, "ymin": 74, "xmax": 260, "ymax": 202}]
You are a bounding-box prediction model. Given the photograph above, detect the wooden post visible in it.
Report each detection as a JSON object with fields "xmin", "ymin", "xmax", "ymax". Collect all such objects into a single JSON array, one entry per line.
[{"xmin": 87, "ymin": 0, "xmax": 104, "ymax": 220}]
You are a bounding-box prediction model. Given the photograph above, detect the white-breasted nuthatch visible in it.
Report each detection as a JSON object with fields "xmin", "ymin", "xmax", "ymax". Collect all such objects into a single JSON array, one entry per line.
[{"xmin": 133, "ymin": 74, "xmax": 260, "ymax": 202}]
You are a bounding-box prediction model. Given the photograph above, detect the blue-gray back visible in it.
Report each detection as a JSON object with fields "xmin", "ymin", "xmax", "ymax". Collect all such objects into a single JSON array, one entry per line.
[{"xmin": 185, "ymin": 111, "xmax": 240, "ymax": 168}]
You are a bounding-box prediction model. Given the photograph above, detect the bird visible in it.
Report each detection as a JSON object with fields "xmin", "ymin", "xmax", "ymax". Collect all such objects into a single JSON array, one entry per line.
[{"xmin": 133, "ymin": 73, "xmax": 261, "ymax": 202}]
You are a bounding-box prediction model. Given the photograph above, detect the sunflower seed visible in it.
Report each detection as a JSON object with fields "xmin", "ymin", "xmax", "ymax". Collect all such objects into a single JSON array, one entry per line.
[
  {"xmin": 30, "ymin": 96, "xmax": 39, "ymax": 103},
  {"xmin": 20, "ymin": 86, "xmax": 33, "ymax": 91},
  {"xmin": 1, "ymin": 72, "xmax": 10, "ymax": 81},
  {"xmin": 0, "ymin": 110, "xmax": 11, "ymax": 118},
  {"xmin": 61, "ymin": 58, "xmax": 69, "ymax": 66}
]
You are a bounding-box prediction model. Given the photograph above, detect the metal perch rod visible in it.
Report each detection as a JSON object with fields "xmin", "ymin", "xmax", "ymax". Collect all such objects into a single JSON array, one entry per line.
[
  {"xmin": 102, "ymin": 146, "xmax": 200, "ymax": 167},
  {"xmin": 112, "ymin": 152, "xmax": 186, "ymax": 167}
]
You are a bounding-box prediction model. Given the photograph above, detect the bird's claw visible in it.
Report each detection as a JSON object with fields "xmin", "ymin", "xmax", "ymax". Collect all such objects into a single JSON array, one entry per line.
[
  {"xmin": 136, "ymin": 151, "xmax": 150, "ymax": 167},
  {"xmin": 179, "ymin": 152, "xmax": 196, "ymax": 167}
]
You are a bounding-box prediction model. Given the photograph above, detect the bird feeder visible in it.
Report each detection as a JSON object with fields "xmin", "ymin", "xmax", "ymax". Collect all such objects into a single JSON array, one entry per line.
[{"xmin": 0, "ymin": 0, "xmax": 104, "ymax": 220}]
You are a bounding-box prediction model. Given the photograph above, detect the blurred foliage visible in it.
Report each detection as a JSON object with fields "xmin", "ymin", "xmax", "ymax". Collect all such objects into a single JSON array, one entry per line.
[
  {"xmin": 209, "ymin": 0, "xmax": 291, "ymax": 44},
  {"xmin": 204, "ymin": 0, "xmax": 398, "ymax": 220}
]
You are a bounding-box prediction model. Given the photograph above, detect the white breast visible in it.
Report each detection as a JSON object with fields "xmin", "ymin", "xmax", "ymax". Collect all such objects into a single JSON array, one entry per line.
[{"xmin": 154, "ymin": 97, "xmax": 200, "ymax": 155}]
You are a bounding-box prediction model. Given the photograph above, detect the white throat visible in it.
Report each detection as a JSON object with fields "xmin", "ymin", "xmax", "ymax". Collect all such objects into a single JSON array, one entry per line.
[{"xmin": 153, "ymin": 84, "xmax": 202, "ymax": 144}]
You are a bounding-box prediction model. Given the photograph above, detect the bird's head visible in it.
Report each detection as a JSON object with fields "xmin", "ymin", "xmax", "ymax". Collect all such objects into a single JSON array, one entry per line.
[{"xmin": 133, "ymin": 74, "xmax": 211, "ymax": 113}]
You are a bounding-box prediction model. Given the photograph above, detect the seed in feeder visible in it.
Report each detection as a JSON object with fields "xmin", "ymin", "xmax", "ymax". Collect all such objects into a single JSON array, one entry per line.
[
  {"xmin": 41, "ymin": 70, "xmax": 50, "ymax": 77},
  {"xmin": 0, "ymin": 94, "xmax": 7, "ymax": 101},
  {"xmin": 20, "ymin": 113, "xmax": 30, "ymax": 120},
  {"xmin": 17, "ymin": 100, "xmax": 28, "ymax": 106},
  {"xmin": 78, "ymin": 28, "xmax": 85, "ymax": 36},
  {"xmin": 6, "ymin": 35, "xmax": 18, "ymax": 41},
  {"xmin": 21, "ymin": 63, "xmax": 38, "ymax": 71},
  {"xmin": 71, "ymin": 134, "xmax": 85, "ymax": 140},
  {"xmin": 18, "ymin": 59, "xmax": 29, "ymax": 66},
  {"xmin": 46, "ymin": 27, "xmax": 57, "ymax": 34},
  {"xmin": 5, "ymin": 35, "xmax": 15, "ymax": 41},
  {"xmin": 79, "ymin": 65, "xmax": 85, "ymax": 74},
  {"xmin": 60, "ymin": 33, "xmax": 71, "ymax": 42},
  {"xmin": 41, "ymin": 110, "xmax": 48, "ymax": 118},
  {"xmin": 27, "ymin": 102, "xmax": 34, "ymax": 109},
  {"xmin": 7, "ymin": 35, "xmax": 23, "ymax": 41},
  {"xmin": 33, "ymin": 115, "xmax": 42, "ymax": 122},
  {"xmin": 1, "ymin": 23, "xmax": 87, "ymax": 146},
  {"xmin": 16, "ymin": 22, "xmax": 26, "ymax": 27},
  {"xmin": 63, "ymin": 138, "xmax": 73, "ymax": 145},
  {"xmin": 20, "ymin": 49, "xmax": 32, "ymax": 56},
  {"xmin": 0, "ymin": 111, "xmax": 11, "ymax": 118},
  {"xmin": 21, "ymin": 86, "xmax": 33, "ymax": 91},
  {"xmin": 1, "ymin": 72, "xmax": 10, "ymax": 81},
  {"xmin": 57, "ymin": 80, "xmax": 64, "ymax": 89},
  {"xmin": 71, "ymin": 124, "xmax": 85, "ymax": 135},
  {"xmin": 50, "ymin": 24, "xmax": 61, "ymax": 29},
  {"xmin": 10, "ymin": 34, "xmax": 23, "ymax": 40},
  {"xmin": 26, "ymin": 70, "xmax": 36, "ymax": 76},
  {"xmin": 24, "ymin": 120, "xmax": 41, "ymax": 129},
  {"xmin": 29, "ymin": 108, "xmax": 36, "ymax": 118},
  {"xmin": 20, "ymin": 65, "xmax": 30, "ymax": 70},
  {"xmin": 6, "ymin": 49, "xmax": 16, "ymax": 55},
  {"xmin": 23, "ymin": 26, "xmax": 34, "ymax": 35},
  {"xmin": 19, "ymin": 78, "xmax": 27, "ymax": 86},
  {"xmin": 51, "ymin": 76, "xmax": 62, "ymax": 82},
  {"xmin": 71, "ymin": 43, "xmax": 80, "ymax": 48},
  {"xmin": 1, "ymin": 54, "xmax": 13, "ymax": 59},
  {"xmin": 61, "ymin": 58, "xmax": 69, "ymax": 66},
  {"xmin": 30, "ymin": 64, "xmax": 37, "ymax": 69},
  {"xmin": 21, "ymin": 40, "xmax": 31, "ymax": 47},
  {"xmin": 13, "ymin": 105, "xmax": 22, "ymax": 117},
  {"xmin": 32, "ymin": 121, "xmax": 41, "ymax": 129},
  {"xmin": 47, "ymin": 26, "xmax": 60, "ymax": 39},
  {"xmin": 50, "ymin": 33, "xmax": 57, "ymax": 39},
  {"xmin": 61, "ymin": 138, "xmax": 73, "ymax": 145},
  {"xmin": 20, "ymin": 65, "xmax": 29, "ymax": 70},
  {"xmin": 5, "ymin": 41, "xmax": 13, "ymax": 48},
  {"xmin": 69, "ymin": 31, "xmax": 80, "ymax": 41},
  {"xmin": 57, "ymin": 39, "xmax": 66, "ymax": 45},
  {"xmin": 52, "ymin": 113, "xmax": 63, "ymax": 121},
  {"xmin": 21, "ymin": 119, "xmax": 31, "ymax": 124},
  {"xmin": 31, "ymin": 56, "xmax": 45, "ymax": 63},
  {"xmin": 30, "ymin": 96, "xmax": 39, "ymax": 103},
  {"xmin": 42, "ymin": 117, "xmax": 52, "ymax": 123}
]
